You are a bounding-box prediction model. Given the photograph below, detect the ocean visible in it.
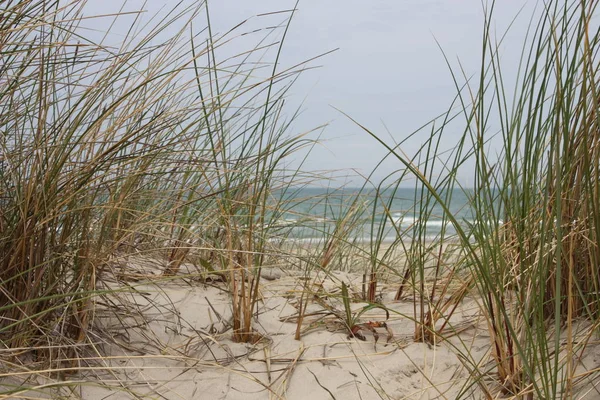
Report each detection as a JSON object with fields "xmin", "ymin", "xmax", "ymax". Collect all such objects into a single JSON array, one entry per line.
[{"xmin": 267, "ymin": 187, "xmax": 499, "ymax": 243}]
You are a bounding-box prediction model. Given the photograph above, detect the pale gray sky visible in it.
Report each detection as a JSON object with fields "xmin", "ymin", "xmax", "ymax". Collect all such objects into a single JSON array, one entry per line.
[{"xmin": 82, "ymin": 0, "xmax": 534, "ymax": 187}]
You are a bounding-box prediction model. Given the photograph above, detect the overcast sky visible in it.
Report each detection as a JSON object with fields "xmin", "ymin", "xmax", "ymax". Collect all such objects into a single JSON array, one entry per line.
[{"xmin": 82, "ymin": 0, "xmax": 534, "ymax": 187}]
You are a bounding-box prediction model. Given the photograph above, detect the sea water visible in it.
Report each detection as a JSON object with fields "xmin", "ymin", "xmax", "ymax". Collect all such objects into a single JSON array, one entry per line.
[{"xmin": 266, "ymin": 187, "xmax": 501, "ymax": 243}]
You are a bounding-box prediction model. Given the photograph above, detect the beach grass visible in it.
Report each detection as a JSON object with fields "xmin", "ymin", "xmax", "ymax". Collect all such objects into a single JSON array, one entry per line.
[
  {"xmin": 1, "ymin": 0, "xmax": 314, "ymax": 386},
  {"xmin": 352, "ymin": 0, "xmax": 600, "ymax": 397}
]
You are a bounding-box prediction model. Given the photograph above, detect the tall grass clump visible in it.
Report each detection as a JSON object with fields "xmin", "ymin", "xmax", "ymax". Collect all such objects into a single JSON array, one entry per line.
[
  {"xmin": 0, "ymin": 0, "xmax": 314, "ymax": 372},
  {"xmin": 354, "ymin": 0, "xmax": 600, "ymax": 398},
  {"xmin": 465, "ymin": 2, "xmax": 600, "ymax": 396}
]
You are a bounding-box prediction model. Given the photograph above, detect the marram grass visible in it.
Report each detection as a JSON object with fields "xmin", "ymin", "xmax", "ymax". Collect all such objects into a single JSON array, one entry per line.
[
  {"xmin": 0, "ymin": 0, "xmax": 311, "ymax": 367},
  {"xmin": 355, "ymin": 0, "xmax": 600, "ymax": 398}
]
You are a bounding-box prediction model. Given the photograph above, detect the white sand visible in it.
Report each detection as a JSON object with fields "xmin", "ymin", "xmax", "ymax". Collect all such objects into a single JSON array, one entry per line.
[
  {"xmin": 82, "ymin": 260, "xmax": 490, "ymax": 399},
  {"xmin": 3, "ymin": 257, "xmax": 600, "ymax": 399}
]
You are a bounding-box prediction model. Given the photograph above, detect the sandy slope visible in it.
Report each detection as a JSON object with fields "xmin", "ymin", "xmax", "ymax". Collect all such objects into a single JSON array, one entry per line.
[
  {"xmin": 3, "ymin": 257, "xmax": 600, "ymax": 399},
  {"xmin": 77, "ymin": 261, "xmax": 491, "ymax": 399}
]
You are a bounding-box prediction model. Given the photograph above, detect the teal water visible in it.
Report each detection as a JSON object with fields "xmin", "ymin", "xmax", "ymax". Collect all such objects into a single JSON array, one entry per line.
[{"xmin": 267, "ymin": 187, "xmax": 499, "ymax": 243}]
